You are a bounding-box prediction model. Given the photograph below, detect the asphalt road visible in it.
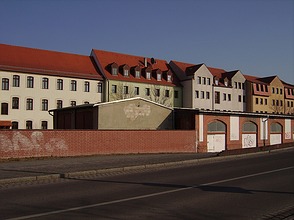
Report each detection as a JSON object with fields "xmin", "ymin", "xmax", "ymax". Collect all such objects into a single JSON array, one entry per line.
[{"xmin": 0, "ymin": 149, "xmax": 293, "ymax": 220}]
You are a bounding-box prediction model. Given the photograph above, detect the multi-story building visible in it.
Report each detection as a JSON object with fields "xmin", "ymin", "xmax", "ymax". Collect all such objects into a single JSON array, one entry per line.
[
  {"xmin": 284, "ymin": 82, "xmax": 294, "ymax": 115},
  {"xmin": 0, "ymin": 44, "xmax": 103, "ymax": 129},
  {"xmin": 91, "ymin": 50, "xmax": 182, "ymax": 107},
  {"xmin": 169, "ymin": 60, "xmax": 246, "ymax": 111}
]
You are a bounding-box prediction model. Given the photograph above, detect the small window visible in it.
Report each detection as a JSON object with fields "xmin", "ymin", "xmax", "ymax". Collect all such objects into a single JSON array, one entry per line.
[
  {"xmin": 195, "ymin": 90, "xmax": 199, "ymax": 99},
  {"xmin": 123, "ymin": 86, "xmax": 129, "ymax": 94},
  {"xmin": 97, "ymin": 83, "xmax": 102, "ymax": 93},
  {"xmin": 146, "ymin": 71, "xmax": 151, "ymax": 80},
  {"xmin": 215, "ymin": 91, "xmax": 220, "ymax": 104},
  {"xmin": 42, "ymin": 99, "xmax": 48, "ymax": 111},
  {"xmin": 238, "ymin": 82, "xmax": 241, "ymax": 89},
  {"xmin": 57, "ymin": 100, "xmax": 63, "ymax": 109},
  {"xmin": 265, "ymin": 99, "xmax": 268, "ymax": 105},
  {"xmin": 13, "ymin": 75, "xmax": 20, "ymax": 87},
  {"xmin": 71, "ymin": 101, "xmax": 76, "ymax": 106},
  {"xmin": 165, "ymin": 90, "xmax": 170, "ymax": 97},
  {"xmin": 215, "ymin": 79, "xmax": 219, "ymax": 86},
  {"xmin": 2, "ymin": 78, "xmax": 9, "ymax": 90},
  {"xmin": 1, "ymin": 103, "xmax": 8, "ymax": 115},
  {"xmin": 197, "ymin": 76, "xmax": 201, "ymax": 84},
  {"xmin": 26, "ymin": 121, "xmax": 33, "ymax": 129},
  {"xmin": 12, "ymin": 97, "xmax": 19, "ymax": 109},
  {"xmin": 155, "ymin": 89, "xmax": 160, "ymax": 97},
  {"xmin": 26, "ymin": 99, "xmax": 33, "ymax": 110},
  {"xmin": 280, "ymin": 88, "xmax": 283, "ymax": 94},
  {"xmin": 272, "ymin": 100, "xmax": 275, "ymax": 106},
  {"xmin": 272, "ymin": 87, "xmax": 275, "ymax": 94},
  {"xmin": 41, "ymin": 121, "xmax": 48, "ymax": 129},
  {"xmin": 12, "ymin": 121, "xmax": 18, "ymax": 129},
  {"xmin": 27, "ymin": 76, "xmax": 34, "ymax": 88},
  {"xmin": 234, "ymin": 82, "xmax": 237, "ymax": 88},
  {"xmin": 84, "ymin": 81, "xmax": 90, "ymax": 92},
  {"xmin": 238, "ymin": 95, "xmax": 242, "ymax": 102},
  {"xmin": 71, "ymin": 80, "xmax": 77, "ymax": 91},
  {"xmin": 42, "ymin": 77, "xmax": 49, "ymax": 89},
  {"xmin": 242, "ymin": 122, "xmax": 257, "ymax": 132},
  {"xmin": 255, "ymin": 98, "xmax": 258, "ymax": 105},
  {"xmin": 202, "ymin": 77, "xmax": 206, "ymax": 85},
  {"xmin": 276, "ymin": 88, "xmax": 279, "ymax": 94},
  {"xmin": 57, "ymin": 79, "xmax": 63, "ymax": 90},
  {"xmin": 270, "ymin": 123, "xmax": 282, "ymax": 133},
  {"xmin": 207, "ymin": 78, "xmax": 211, "ymax": 85},
  {"xmin": 112, "ymin": 67, "xmax": 118, "ymax": 75},
  {"xmin": 256, "ymin": 84, "xmax": 260, "ymax": 91},
  {"xmin": 174, "ymin": 91, "xmax": 179, "ymax": 99},
  {"xmin": 135, "ymin": 70, "xmax": 141, "ymax": 78},
  {"xmin": 206, "ymin": 92, "xmax": 210, "ymax": 99},
  {"xmin": 208, "ymin": 121, "xmax": 226, "ymax": 132},
  {"xmin": 260, "ymin": 98, "xmax": 263, "ymax": 105},
  {"xmin": 261, "ymin": 85, "xmax": 264, "ymax": 92},
  {"xmin": 135, "ymin": 87, "xmax": 139, "ymax": 95},
  {"xmin": 145, "ymin": 88, "xmax": 150, "ymax": 96},
  {"xmin": 112, "ymin": 85, "xmax": 117, "ymax": 93},
  {"xmin": 223, "ymin": 93, "xmax": 226, "ymax": 101},
  {"xmin": 124, "ymin": 69, "xmax": 129, "ymax": 77},
  {"xmin": 157, "ymin": 73, "xmax": 161, "ymax": 81},
  {"xmin": 167, "ymin": 75, "xmax": 172, "ymax": 82},
  {"xmin": 201, "ymin": 91, "xmax": 205, "ymax": 99},
  {"xmin": 228, "ymin": 94, "xmax": 231, "ymax": 101}
]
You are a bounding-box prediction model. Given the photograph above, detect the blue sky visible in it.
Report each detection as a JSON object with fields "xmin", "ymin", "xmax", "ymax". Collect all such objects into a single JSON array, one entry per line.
[{"xmin": 1, "ymin": 0, "xmax": 293, "ymax": 83}]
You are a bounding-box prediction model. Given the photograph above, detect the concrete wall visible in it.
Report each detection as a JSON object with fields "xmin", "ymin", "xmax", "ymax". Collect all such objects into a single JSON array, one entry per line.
[{"xmin": 0, "ymin": 130, "xmax": 196, "ymax": 159}]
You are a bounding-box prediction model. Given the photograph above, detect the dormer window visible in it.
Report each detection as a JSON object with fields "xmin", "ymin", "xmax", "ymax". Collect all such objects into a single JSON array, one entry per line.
[
  {"xmin": 122, "ymin": 64, "xmax": 130, "ymax": 77},
  {"xmin": 166, "ymin": 70, "xmax": 172, "ymax": 82},
  {"xmin": 110, "ymin": 63, "xmax": 118, "ymax": 76},
  {"xmin": 215, "ymin": 78, "xmax": 219, "ymax": 86},
  {"xmin": 133, "ymin": 66, "xmax": 141, "ymax": 78},
  {"xmin": 167, "ymin": 75, "xmax": 172, "ymax": 82},
  {"xmin": 154, "ymin": 69, "xmax": 162, "ymax": 81},
  {"xmin": 146, "ymin": 71, "xmax": 151, "ymax": 80}
]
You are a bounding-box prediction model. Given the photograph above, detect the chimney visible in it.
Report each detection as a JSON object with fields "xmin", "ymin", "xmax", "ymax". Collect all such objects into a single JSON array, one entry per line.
[{"xmin": 144, "ymin": 57, "xmax": 147, "ymax": 67}]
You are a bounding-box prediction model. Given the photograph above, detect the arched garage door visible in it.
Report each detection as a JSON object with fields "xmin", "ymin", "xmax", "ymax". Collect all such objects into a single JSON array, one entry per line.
[
  {"xmin": 242, "ymin": 122, "xmax": 257, "ymax": 148},
  {"xmin": 207, "ymin": 121, "xmax": 226, "ymax": 152},
  {"xmin": 270, "ymin": 123, "xmax": 282, "ymax": 145}
]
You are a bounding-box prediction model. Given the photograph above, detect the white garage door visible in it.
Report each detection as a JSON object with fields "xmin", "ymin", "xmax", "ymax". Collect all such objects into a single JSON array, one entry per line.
[
  {"xmin": 207, "ymin": 134, "xmax": 226, "ymax": 152},
  {"xmin": 270, "ymin": 134, "xmax": 281, "ymax": 145}
]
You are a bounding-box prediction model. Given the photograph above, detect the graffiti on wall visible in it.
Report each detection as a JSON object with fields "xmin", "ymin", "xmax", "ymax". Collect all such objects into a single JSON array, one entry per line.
[
  {"xmin": 124, "ymin": 104, "xmax": 151, "ymax": 121},
  {"xmin": 242, "ymin": 134, "xmax": 256, "ymax": 148},
  {"xmin": 0, "ymin": 131, "xmax": 68, "ymax": 152}
]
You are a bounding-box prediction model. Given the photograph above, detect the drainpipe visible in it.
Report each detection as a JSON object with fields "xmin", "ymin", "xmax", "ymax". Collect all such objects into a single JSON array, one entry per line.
[{"xmin": 262, "ymin": 115, "xmax": 269, "ymax": 147}]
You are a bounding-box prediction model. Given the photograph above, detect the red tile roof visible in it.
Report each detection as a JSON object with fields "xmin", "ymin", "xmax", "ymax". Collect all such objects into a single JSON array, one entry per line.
[
  {"xmin": 0, "ymin": 44, "xmax": 103, "ymax": 80},
  {"xmin": 92, "ymin": 49, "xmax": 181, "ymax": 87}
]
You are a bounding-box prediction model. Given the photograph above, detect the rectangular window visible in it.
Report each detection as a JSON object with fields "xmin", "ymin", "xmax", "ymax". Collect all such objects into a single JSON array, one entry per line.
[
  {"xmin": 167, "ymin": 75, "xmax": 172, "ymax": 82},
  {"xmin": 195, "ymin": 90, "xmax": 199, "ymax": 99},
  {"xmin": 228, "ymin": 94, "xmax": 231, "ymax": 101},
  {"xmin": 84, "ymin": 81, "xmax": 90, "ymax": 92},
  {"xmin": 256, "ymin": 98, "xmax": 258, "ymax": 104},
  {"xmin": 280, "ymin": 88, "xmax": 283, "ymax": 94},
  {"xmin": 71, "ymin": 80, "xmax": 77, "ymax": 91},
  {"xmin": 2, "ymin": 78, "xmax": 9, "ymax": 90},
  {"xmin": 165, "ymin": 90, "xmax": 170, "ymax": 97},
  {"xmin": 41, "ymin": 121, "xmax": 48, "ymax": 129},
  {"xmin": 71, "ymin": 101, "xmax": 76, "ymax": 106},
  {"xmin": 265, "ymin": 99, "xmax": 267, "ymax": 105},
  {"xmin": 215, "ymin": 91, "xmax": 220, "ymax": 104},
  {"xmin": 97, "ymin": 83, "xmax": 102, "ymax": 93},
  {"xmin": 1, "ymin": 103, "xmax": 8, "ymax": 115},
  {"xmin": 238, "ymin": 82, "xmax": 241, "ymax": 89},
  {"xmin": 260, "ymin": 98, "xmax": 263, "ymax": 105},
  {"xmin": 26, "ymin": 121, "xmax": 33, "ymax": 129},
  {"xmin": 276, "ymin": 88, "xmax": 279, "ymax": 94},
  {"xmin": 57, "ymin": 100, "xmax": 63, "ymax": 109},
  {"xmin": 123, "ymin": 86, "xmax": 129, "ymax": 94},
  {"xmin": 261, "ymin": 85, "xmax": 264, "ymax": 92},
  {"xmin": 265, "ymin": 86, "xmax": 268, "ymax": 92},
  {"xmin": 42, "ymin": 77, "xmax": 49, "ymax": 89},
  {"xmin": 202, "ymin": 77, "xmax": 206, "ymax": 85},
  {"xmin": 57, "ymin": 79, "xmax": 63, "ymax": 90},
  {"xmin": 223, "ymin": 93, "xmax": 226, "ymax": 101},
  {"xmin": 146, "ymin": 72, "xmax": 151, "ymax": 79},
  {"xmin": 27, "ymin": 76, "xmax": 34, "ymax": 88},
  {"xmin": 280, "ymin": 100, "xmax": 283, "ymax": 106},
  {"xmin": 288, "ymin": 101, "xmax": 290, "ymax": 107},
  {"xmin": 206, "ymin": 91, "xmax": 210, "ymax": 99},
  {"xmin": 272, "ymin": 87, "xmax": 275, "ymax": 94},
  {"xmin": 238, "ymin": 95, "xmax": 242, "ymax": 102},
  {"xmin": 124, "ymin": 69, "xmax": 129, "ymax": 77},
  {"xmin": 234, "ymin": 82, "xmax": 237, "ymax": 89},
  {"xmin": 13, "ymin": 75, "xmax": 20, "ymax": 87},
  {"xmin": 155, "ymin": 89, "xmax": 160, "ymax": 97},
  {"xmin": 12, "ymin": 121, "xmax": 18, "ymax": 129},
  {"xmin": 201, "ymin": 91, "xmax": 205, "ymax": 99},
  {"xmin": 256, "ymin": 84, "xmax": 260, "ymax": 91},
  {"xmin": 112, "ymin": 68, "xmax": 118, "ymax": 75},
  {"xmin": 207, "ymin": 78, "xmax": 211, "ymax": 85},
  {"xmin": 157, "ymin": 74, "xmax": 161, "ymax": 81},
  {"xmin": 145, "ymin": 88, "xmax": 150, "ymax": 96},
  {"xmin": 272, "ymin": 100, "xmax": 275, "ymax": 106},
  {"xmin": 135, "ymin": 70, "xmax": 141, "ymax": 78},
  {"xmin": 26, "ymin": 98, "xmax": 33, "ymax": 110},
  {"xmin": 12, "ymin": 97, "xmax": 19, "ymax": 109},
  {"xmin": 135, "ymin": 87, "xmax": 139, "ymax": 95},
  {"xmin": 42, "ymin": 99, "xmax": 48, "ymax": 111},
  {"xmin": 174, "ymin": 91, "xmax": 179, "ymax": 99},
  {"xmin": 112, "ymin": 85, "xmax": 117, "ymax": 93},
  {"xmin": 276, "ymin": 100, "xmax": 279, "ymax": 106},
  {"xmin": 198, "ymin": 76, "xmax": 201, "ymax": 84}
]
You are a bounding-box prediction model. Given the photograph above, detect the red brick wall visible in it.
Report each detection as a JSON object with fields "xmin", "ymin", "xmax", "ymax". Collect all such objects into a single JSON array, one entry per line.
[{"xmin": 0, "ymin": 130, "xmax": 196, "ymax": 159}]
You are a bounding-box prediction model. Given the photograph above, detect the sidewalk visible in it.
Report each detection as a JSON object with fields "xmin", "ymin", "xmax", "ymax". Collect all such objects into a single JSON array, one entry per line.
[{"xmin": 0, "ymin": 145, "xmax": 293, "ymax": 185}]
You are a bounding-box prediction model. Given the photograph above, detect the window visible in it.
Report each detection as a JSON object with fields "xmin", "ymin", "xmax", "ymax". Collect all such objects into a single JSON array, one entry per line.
[
  {"xmin": 255, "ymin": 98, "xmax": 258, "ymax": 104},
  {"xmin": 146, "ymin": 71, "xmax": 151, "ymax": 80},
  {"xmin": 206, "ymin": 92, "xmax": 210, "ymax": 99},
  {"xmin": 135, "ymin": 87, "xmax": 139, "ymax": 95},
  {"xmin": 167, "ymin": 75, "xmax": 172, "ymax": 82},
  {"xmin": 1, "ymin": 103, "xmax": 8, "ymax": 115},
  {"xmin": 256, "ymin": 84, "xmax": 260, "ymax": 91},
  {"xmin": 228, "ymin": 94, "xmax": 231, "ymax": 101},
  {"xmin": 111, "ymin": 67, "xmax": 118, "ymax": 75},
  {"xmin": 71, "ymin": 80, "xmax": 77, "ymax": 91},
  {"xmin": 265, "ymin": 86, "xmax": 268, "ymax": 92},
  {"xmin": 57, "ymin": 100, "xmax": 63, "ymax": 109},
  {"xmin": 288, "ymin": 101, "xmax": 290, "ymax": 107},
  {"xmin": 71, "ymin": 101, "xmax": 76, "ymax": 106},
  {"xmin": 124, "ymin": 69, "xmax": 129, "ymax": 77},
  {"xmin": 207, "ymin": 78, "xmax": 211, "ymax": 85},
  {"xmin": 208, "ymin": 121, "xmax": 226, "ymax": 132},
  {"xmin": 195, "ymin": 90, "xmax": 199, "ymax": 99},
  {"xmin": 276, "ymin": 88, "xmax": 279, "ymax": 94},
  {"xmin": 26, "ymin": 99, "xmax": 33, "ymax": 110},
  {"xmin": 215, "ymin": 92, "xmax": 220, "ymax": 104},
  {"xmin": 280, "ymin": 88, "xmax": 283, "ymax": 94},
  {"xmin": 123, "ymin": 86, "xmax": 129, "ymax": 94},
  {"xmin": 242, "ymin": 122, "xmax": 257, "ymax": 132},
  {"xmin": 238, "ymin": 95, "xmax": 242, "ymax": 102},
  {"xmin": 42, "ymin": 77, "xmax": 49, "ymax": 89},
  {"xmin": 242, "ymin": 83, "xmax": 245, "ymax": 90},
  {"xmin": 157, "ymin": 73, "xmax": 161, "ymax": 81},
  {"xmin": 234, "ymin": 82, "xmax": 237, "ymax": 89},
  {"xmin": 2, "ymin": 78, "xmax": 9, "ymax": 90},
  {"xmin": 202, "ymin": 77, "xmax": 206, "ymax": 85},
  {"xmin": 135, "ymin": 70, "xmax": 141, "ymax": 78},
  {"xmin": 12, "ymin": 97, "xmax": 19, "ymax": 109},
  {"xmin": 12, "ymin": 121, "xmax": 18, "ymax": 129},
  {"xmin": 272, "ymin": 87, "xmax": 275, "ymax": 94},
  {"xmin": 201, "ymin": 91, "xmax": 205, "ymax": 99},
  {"xmin": 280, "ymin": 100, "xmax": 283, "ymax": 106},
  {"xmin": 224, "ymin": 81, "xmax": 228, "ymax": 87},
  {"xmin": 270, "ymin": 123, "xmax": 282, "ymax": 133},
  {"xmin": 215, "ymin": 79, "xmax": 219, "ymax": 85},
  {"xmin": 26, "ymin": 121, "xmax": 33, "ymax": 129},
  {"xmin": 223, "ymin": 93, "xmax": 227, "ymax": 101},
  {"xmin": 165, "ymin": 90, "xmax": 170, "ymax": 97},
  {"xmin": 27, "ymin": 76, "xmax": 34, "ymax": 88},
  {"xmin": 41, "ymin": 121, "xmax": 48, "ymax": 129},
  {"xmin": 197, "ymin": 76, "xmax": 201, "ymax": 84},
  {"xmin": 238, "ymin": 82, "xmax": 241, "ymax": 89},
  {"xmin": 276, "ymin": 100, "xmax": 279, "ymax": 106},
  {"xmin": 272, "ymin": 100, "xmax": 275, "ymax": 106},
  {"xmin": 13, "ymin": 75, "xmax": 20, "ymax": 87},
  {"xmin": 97, "ymin": 83, "xmax": 102, "ymax": 93},
  {"xmin": 112, "ymin": 85, "xmax": 117, "ymax": 93},
  {"xmin": 145, "ymin": 88, "xmax": 150, "ymax": 96},
  {"xmin": 155, "ymin": 89, "xmax": 160, "ymax": 97},
  {"xmin": 260, "ymin": 98, "xmax": 263, "ymax": 105},
  {"xmin": 174, "ymin": 91, "xmax": 179, "ymax": 99},
  {"xmin": 84, "ymin": 81, "xmax": 90, "ymax": 92},
  {"xmin": 57, "ymin": 79, "xmax": 63, "ymax": 90},
  {"xmin": 42, "ymin": 99, "xmax": 48, "ymax": 111},
  {"xmin": 261, "ymin": 85, "xmax": 264, "ymax": 92}
]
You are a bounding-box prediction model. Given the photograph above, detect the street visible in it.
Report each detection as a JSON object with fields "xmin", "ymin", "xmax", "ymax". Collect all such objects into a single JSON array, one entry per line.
[{"xmin": 0, "ymin": 149, "xmax": 293, "ymax": 220}]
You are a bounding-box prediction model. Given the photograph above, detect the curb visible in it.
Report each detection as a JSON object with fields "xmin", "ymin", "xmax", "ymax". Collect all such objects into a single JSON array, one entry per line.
[{"xmin": 1, "ymin": 146, "xmax": 293, "ymax": 185}]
